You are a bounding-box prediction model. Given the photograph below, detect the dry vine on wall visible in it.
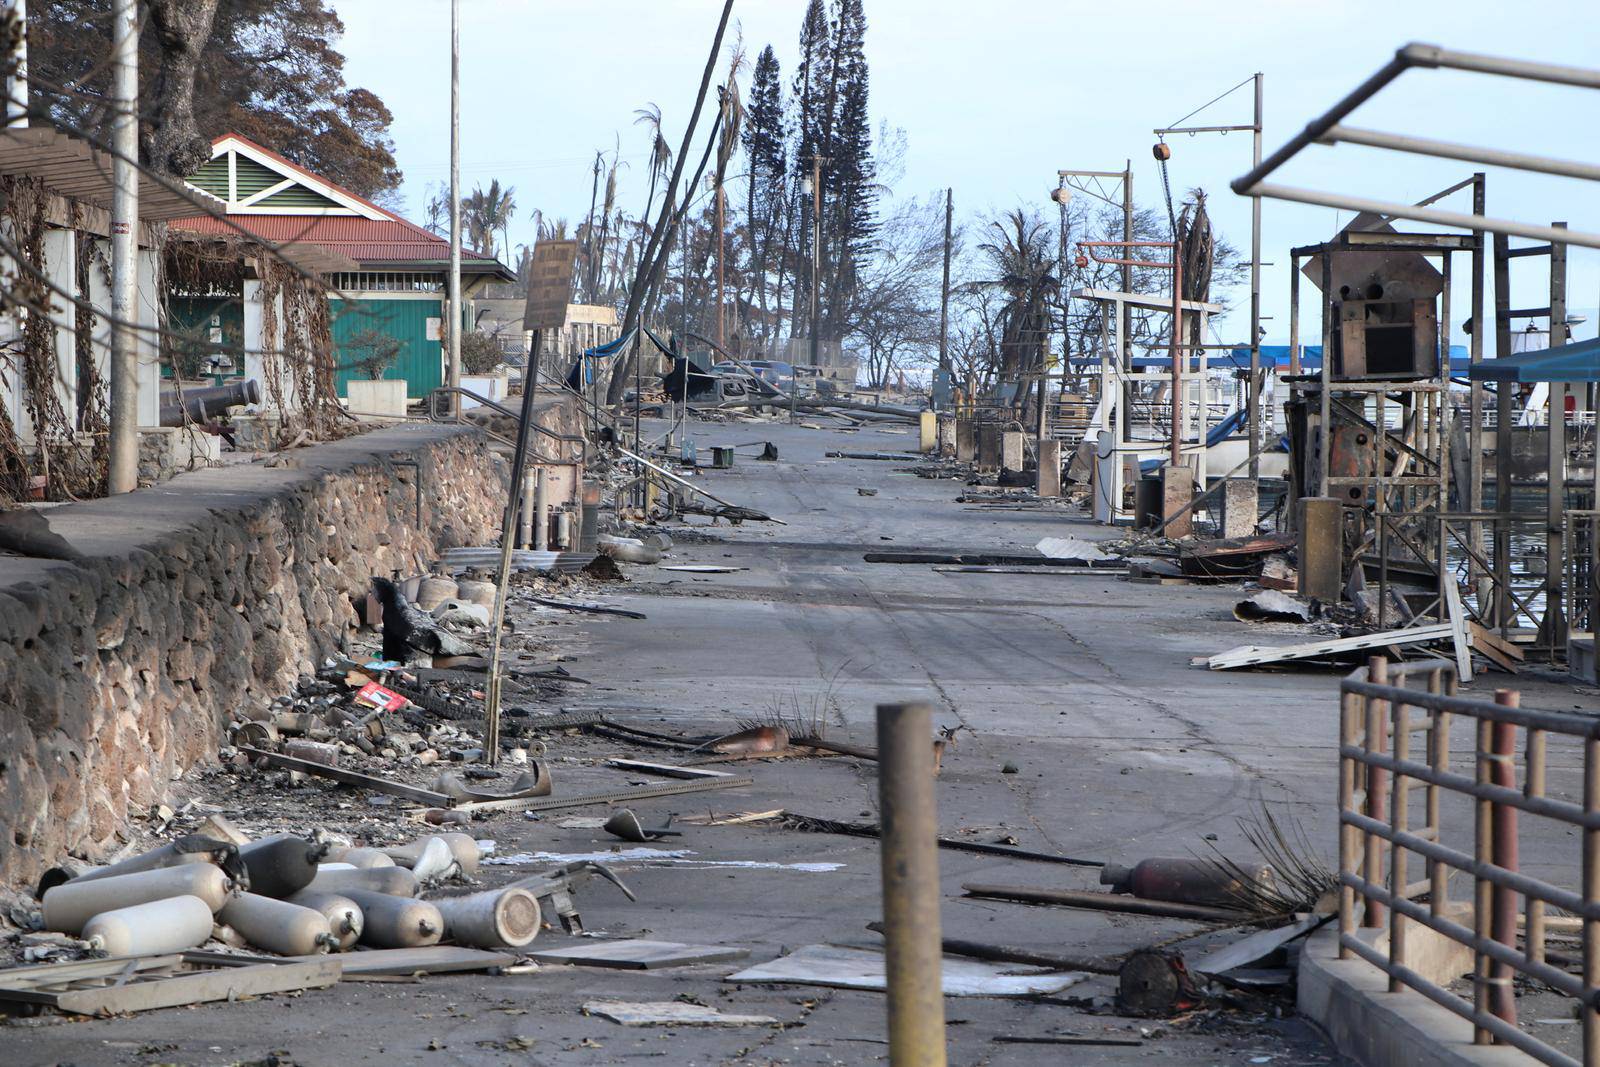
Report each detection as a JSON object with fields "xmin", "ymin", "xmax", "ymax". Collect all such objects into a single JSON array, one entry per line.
[{"xmin": 0, "ymin": 175, "xmax": 104, "ymax": 502}]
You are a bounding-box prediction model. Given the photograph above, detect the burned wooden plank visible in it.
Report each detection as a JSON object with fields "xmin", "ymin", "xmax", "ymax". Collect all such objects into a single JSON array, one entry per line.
[{"xmin": 606, "ymin": 759, "xmax": 735, "ymax": 780}]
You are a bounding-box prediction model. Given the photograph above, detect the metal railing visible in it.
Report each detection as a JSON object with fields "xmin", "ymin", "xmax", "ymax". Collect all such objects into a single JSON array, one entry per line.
[{"xmin": 1339, "ymin": 657, "xmax": 1600, "ymax": 1066}]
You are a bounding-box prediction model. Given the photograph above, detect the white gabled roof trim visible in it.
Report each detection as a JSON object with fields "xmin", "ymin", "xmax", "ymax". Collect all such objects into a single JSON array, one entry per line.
[{"xmin": 204, "ymin": 136, "xmax": 385, "ymax": 220}]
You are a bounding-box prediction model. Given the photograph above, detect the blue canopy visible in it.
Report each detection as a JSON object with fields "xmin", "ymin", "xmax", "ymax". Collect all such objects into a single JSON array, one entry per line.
[
  {"xmin": 1070, "ymin": 344, "xmax": 1473, "ymax": 374},
  {"xmin": 1467, "ymin": 336, "xmax": 1600, "ymax": 384}
]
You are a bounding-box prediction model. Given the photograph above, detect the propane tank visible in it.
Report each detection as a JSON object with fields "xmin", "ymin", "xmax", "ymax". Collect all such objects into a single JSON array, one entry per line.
[
  {"xmin": 285, "ymin": 890, "xmax": 364, "ymax": 951},
  {"xmin": 430, "ymin": 887, "xmax": 541, "ymax": 949},
  {"xmin": 415, "ymin": 576, "xmax": 459, "ymax": 612},
  {"xmin": 340, "ymin": 889, "xmax": 443, "ymax": 948},
  {"xmin": 455, "ymin": 578, "xmax": 495, "ymax": 609},
  {"xmin": 239, "ymin": 834, "xmax": 329, "ymax": 899},
  {"xmin": 218, "ymin": 893, "xmax": 335, "ymax": 956},
  {"xmin": 384, "ymin": 833, "xmax": 479, "ymax": 875},
  {"xmin": 1099, "ymin": 858, "xmax": 1276, "ymax": 909},
  {"xmin": 82, "ymin": 896, "xmax": 214, "ymax": 956},
  {"xmin": 68, "ymin": 839, "xmax": 226, "ymax": 885},
  {"xmin": 43, "ymin": 865, "xmax": 233, "ymax": 935},
  {"xmin": 308, "ymin": 865, "xmax": 418, "ymax": 897},
  {"xmin": 325, "ymin": 847, "xmax": 396, "ymax": 870}
]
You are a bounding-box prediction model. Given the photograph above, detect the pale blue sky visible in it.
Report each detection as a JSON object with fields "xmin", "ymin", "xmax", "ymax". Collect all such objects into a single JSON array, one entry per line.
[{"xmin": 335, "ymin": 0, "xmax": 1600, "ymax": 347}]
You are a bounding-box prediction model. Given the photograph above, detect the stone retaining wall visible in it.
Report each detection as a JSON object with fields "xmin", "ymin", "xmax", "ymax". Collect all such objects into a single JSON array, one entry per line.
[{"xmin": 0, "ymin": 424, "xmax": 511, "ymax": 887}]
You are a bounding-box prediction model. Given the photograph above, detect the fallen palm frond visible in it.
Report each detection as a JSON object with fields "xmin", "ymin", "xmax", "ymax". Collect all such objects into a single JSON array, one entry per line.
[{"xmin": 1201, "ymin": 802, "xmax": 1336, "ymax": 917}]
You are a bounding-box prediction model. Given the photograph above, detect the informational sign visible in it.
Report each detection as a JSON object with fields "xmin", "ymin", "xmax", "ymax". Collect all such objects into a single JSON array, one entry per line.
[
  {"xmin": 522, "ymin": 238, "xmax": 580, "ymax": 332},
  {"xmin": 425, "ymin": 316, "xmax": 442, "ymax": 342}
]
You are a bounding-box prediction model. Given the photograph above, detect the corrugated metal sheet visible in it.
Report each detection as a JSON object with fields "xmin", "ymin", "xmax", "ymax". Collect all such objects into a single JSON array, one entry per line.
[{"xmin": 330, "ymin": 297, "xmax": 444, "ymax": 398}]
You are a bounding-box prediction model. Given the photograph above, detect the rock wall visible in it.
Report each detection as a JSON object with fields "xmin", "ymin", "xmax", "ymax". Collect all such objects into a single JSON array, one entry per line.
[{"xmin": 0, "ymin": 424, "xmax": 510, "ymax": 887}]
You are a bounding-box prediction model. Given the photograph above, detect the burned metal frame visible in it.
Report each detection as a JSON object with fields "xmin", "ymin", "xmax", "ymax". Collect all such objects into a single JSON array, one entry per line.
[
  {"xmin": 1232, "ymin": 43, "xmax": 1600, "ymax": 251},
  {"xmin": 1283, "ymin": 203, "xmax": 1480, "ymax": 631},
  {"xmin": 1338, "ymin": 657, "xmax": 1600, "ymax": 1065}
]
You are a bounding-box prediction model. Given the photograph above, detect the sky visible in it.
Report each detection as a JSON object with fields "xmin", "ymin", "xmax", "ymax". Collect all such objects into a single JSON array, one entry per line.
[{"xmin": 334, "ymin": 0, "xmax": 1600, "ymax": 348}]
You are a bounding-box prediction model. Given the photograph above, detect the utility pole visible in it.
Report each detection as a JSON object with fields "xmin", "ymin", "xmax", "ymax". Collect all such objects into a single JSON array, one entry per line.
[
  {"xmin": 446, "ymin": 0, "xmax": 462, "ymax": 420},
  {"xmin": 5, "ymin": 0, "xmax": 27, "ymax": 128},
  {"xmin": 801, "ymin": 153, "xmax": 827, "ymax": 424},
  {"xmin": 715, "ymin": 177, "xmax": 726, "ymax": 353},
  {"xmin": 106, "ymin": 0, "xmax": 138, "ymax": 495},
  {"xmin": 1153, "ymin": 73, "xmax": 1264, "ymax": 475},
  {"xmin": 937, "ymin": 188, "xmax": 952, "ymax": 408}
]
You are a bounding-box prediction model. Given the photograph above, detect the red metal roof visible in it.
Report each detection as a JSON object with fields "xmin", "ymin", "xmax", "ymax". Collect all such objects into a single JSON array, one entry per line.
[
  {"xmin": 172, "ymin": 213, "xmax": 503, "ymax": 269},
  {"xmin": 170, "ymin": 133, "xmax": 510, "ymax": 276}
]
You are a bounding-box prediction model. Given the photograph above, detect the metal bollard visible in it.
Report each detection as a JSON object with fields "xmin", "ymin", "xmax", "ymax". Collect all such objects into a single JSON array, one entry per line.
[
  {"xmin": 876, "ymin": 702, "xmax": 947, "ymax": 1067},
  {"xmin": 1487, "ymin": 690, "xmax": 1520, "ymax": 1029}
]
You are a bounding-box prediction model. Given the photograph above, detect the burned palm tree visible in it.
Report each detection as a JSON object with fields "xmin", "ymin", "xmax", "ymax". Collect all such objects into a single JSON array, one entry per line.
[{"xmin": 978, "ymin": 209, "xmax": 1059, "ymax": 406}]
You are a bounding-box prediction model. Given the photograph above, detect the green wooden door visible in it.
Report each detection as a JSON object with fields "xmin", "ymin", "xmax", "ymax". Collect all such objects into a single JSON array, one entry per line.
[{"xmin": 330, "ymin": 297, "xmax": 443, "ymax": 399}]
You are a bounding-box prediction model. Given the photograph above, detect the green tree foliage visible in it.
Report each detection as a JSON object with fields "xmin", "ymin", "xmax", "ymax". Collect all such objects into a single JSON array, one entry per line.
[{"xmin": 30, "ymin": 0, "xmax": 402, "ymax": 199}]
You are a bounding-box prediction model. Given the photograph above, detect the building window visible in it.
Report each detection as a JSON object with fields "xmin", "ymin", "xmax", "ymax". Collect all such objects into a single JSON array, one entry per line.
[{"xmin": 330, "ymin": 271, "xmax": 443, "ymax": 293}]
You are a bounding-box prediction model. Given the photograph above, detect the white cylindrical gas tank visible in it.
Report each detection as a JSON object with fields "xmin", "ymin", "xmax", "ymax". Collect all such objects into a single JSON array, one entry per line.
[
  {"xmin": 43, "ymin": 865, "xmax": 233, "ymax": 935},
  {"xmin": 431, "ymin": 887, "xmax": 540, "ymax": 949},
  {"xmin": 325, "ymin": 846, "xmax": 396, "ymax": 869},
  {"xmin": 218, "ymin": 893, "xmax": 334, "ymax": 956},
  {"xmin": 307, "ymin": 865, "xmax": 417, "ymax": 897},
  {"xmin": 285, "ymin": 890, "xmax": 364, "ymax": 952},
  {"xmin": 340, "ymin": 889, "xmax": 443, "ymax": 948},
  {"xmin": 384, "ymin": 833, "xmax": 479, "ymax": 875},
  {"xmin": 82, "ymin": 896, "xmax": 214, "ymax": 956}
]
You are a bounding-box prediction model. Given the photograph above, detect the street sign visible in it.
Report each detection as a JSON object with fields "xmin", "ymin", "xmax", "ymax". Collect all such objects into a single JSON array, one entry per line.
[{"xmin": 523, "ymin": 239, "xmax": 579, "ymax": 332}]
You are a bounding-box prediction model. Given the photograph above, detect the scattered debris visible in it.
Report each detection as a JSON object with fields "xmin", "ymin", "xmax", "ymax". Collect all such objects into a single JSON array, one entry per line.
[
  {"xmin": 962, "ymin": 884, "xmax": 1251, "ymax": 923},
  {"xmin": 534, "ymin": 939, "xmax": 749, "ymax": 970},
  {"xmin": 725, "ymin": 944, "xmax": 1086, "ymax": 997},
  {"xmin": 584, "ymin": 1000, "xmax": 777, "ymax": 1027},
  {"xmin": 1233, "ymin": 590, "xmax": 1313, "ymax": 623}
]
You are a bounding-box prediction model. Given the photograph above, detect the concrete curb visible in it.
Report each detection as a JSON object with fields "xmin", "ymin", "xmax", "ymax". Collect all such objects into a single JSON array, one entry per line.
[{"xmin": 1298, "ymin": 925, "xmax": 1533, "ymax": 1067}]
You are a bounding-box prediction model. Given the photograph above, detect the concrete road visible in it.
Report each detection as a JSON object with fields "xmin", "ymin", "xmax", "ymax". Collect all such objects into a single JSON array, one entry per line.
[{"xmin": 26, "ymin": 417, "xmax": 1594, "ymax": 1065}]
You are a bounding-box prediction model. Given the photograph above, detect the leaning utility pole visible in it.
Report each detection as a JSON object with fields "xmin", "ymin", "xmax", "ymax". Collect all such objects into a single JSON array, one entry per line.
[
  {"xmin": 936, "ymin": 188, "xmax": 952, "ymax": 406},
  {"xmin": 446, "ymin": 0, "xmax": 463, "ymax": 420},
  {"xmin": 106, "ymin": 0, "xmax": 139, "ymax": 495}
]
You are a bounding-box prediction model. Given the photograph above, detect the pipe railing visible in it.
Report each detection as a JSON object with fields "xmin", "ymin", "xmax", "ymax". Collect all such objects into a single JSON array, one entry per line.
[
  {"xmin": 425, "ymin": 385, "xmax": 585, "ymax": 465},
  {"xmin": 1339, "ymin": 656, "xmax": 1600, "ymax": 1066}
]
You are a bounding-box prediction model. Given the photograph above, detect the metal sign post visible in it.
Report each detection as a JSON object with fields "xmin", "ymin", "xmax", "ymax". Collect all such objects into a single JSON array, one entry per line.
[{"xmin": 483, "ymin": 242, "xmax": 581, "ymax": 763}]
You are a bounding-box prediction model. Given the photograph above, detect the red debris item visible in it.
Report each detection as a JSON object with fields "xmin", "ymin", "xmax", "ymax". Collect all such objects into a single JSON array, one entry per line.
[{"xmin": 355, "ymin": 682, "xmax": 408, "ymax": 712}]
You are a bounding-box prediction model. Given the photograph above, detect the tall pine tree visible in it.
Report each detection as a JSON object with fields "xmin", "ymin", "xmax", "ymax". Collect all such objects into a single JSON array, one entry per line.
[
  {"xmin": 822, "ymin": 0, "xmax": 875, "ymax": 343},
  {"xmin": 742, "ymin": 46, "xmax": 787, "ymax": 344}
]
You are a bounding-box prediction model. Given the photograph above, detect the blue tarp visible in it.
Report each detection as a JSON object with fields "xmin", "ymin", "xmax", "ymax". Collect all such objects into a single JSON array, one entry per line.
[{"xmin": 1467, "ymin": 336, "xmax": 1600, "ymax": 384}]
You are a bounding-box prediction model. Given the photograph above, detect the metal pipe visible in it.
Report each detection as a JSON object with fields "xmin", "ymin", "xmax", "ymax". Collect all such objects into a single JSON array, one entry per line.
[
  {"xmin": 1322, "ymin": 125, "xmax": 1600, "ymax": 183},
  {"xmin": 446, "ymin": 0, "xmax": 462, "ymax": 421},
  {"xmin": 1244, "ymin": 183, "xmax": 1600, "ymax": 252},
  {"xmin": 533, "ymin": 468, "xmax": 549, "ymax": 551},
  {"xmin": 517, "ymin": 469, "xmax": 534, "ymax": 549},
  {"xmin": 1249, "ymin": 73, "xmax": 1263, "ymax": 477},
  {"xmin": 1171, "ymin": 246, "xmax": 1183, "ymax": 469},
  {"xmin": 1584, "ymin": 736, "xmax": 1600, "ymax": 1063},
  {"xmin": 106, "ymin": 0, "xmax": 138, "ymax": 495},
  {"xmin": 1389, "ymin": 684, "xmax": 1411, "ymax": 991},
  {"xmin": 1487, "ymin": 692, "xmax": 1520, "ymax": 1030},
  {"xmin": 482, "ymin": 328, "xmax": 543, "ymax": 765},
  {"xmin": 876, "ymin": 701, "xmax": 947, "ymax": 1067},
  {"xmin": 1405, "ymin": 42, "xmax": 1600, "ymax": 90},
  {"xmin": 1364, "ymin": 657, "xmax": 1389, "ymax": 928}
]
